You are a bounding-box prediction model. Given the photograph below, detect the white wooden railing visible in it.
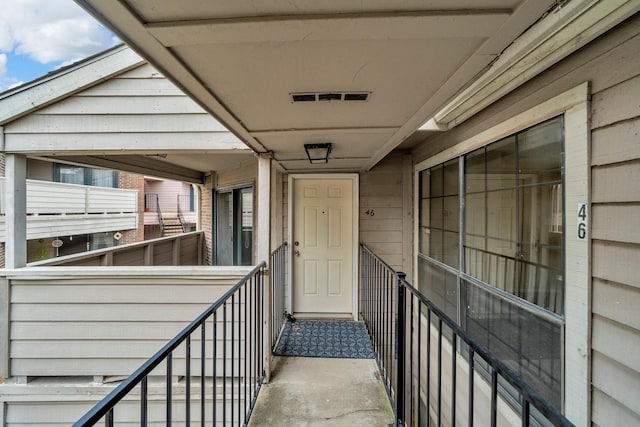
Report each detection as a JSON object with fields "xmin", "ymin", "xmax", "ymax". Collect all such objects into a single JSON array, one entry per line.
[
  {"xmin": 0, "ymin": 178, "xmax": 139, "ymax": 241},
  {"xmin": 0, "ymin": 177, "xmax": 138, "ymax": 215}
]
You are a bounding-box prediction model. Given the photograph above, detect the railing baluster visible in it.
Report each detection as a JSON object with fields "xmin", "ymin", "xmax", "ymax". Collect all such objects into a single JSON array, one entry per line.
[
  {"xmin": 105, "ymin": 408, "xmax": 113, "ymax": 427},
  {"xmin": 452, "ymin": 333, "xmax": 457, "ymax": 427},
  {"xmin": 469, "ymin": 348, "xmax": 475, "ymax": 427},
  {"xmin": 200, "ymin": 323, "xmax": 205, "ymax": 427},
  {"xmin": 231, "ymin": 293, "xmax": 235, "ymax": 427},
  {"xmin": 166, "ymin": 352, "xmax": 172, "ymax": 427},
  {"xmin": 522, "ymin": 398, "xmax": 530, "ymax": 427},
  {"xmin": 409, "ymin": 290, "xmax": 415, "ymax": 426},
  {"xmin": 437, "ymin": 318, "xmax": 442, "ymax": 427},
  {"xmin": 186, "ymin": 336, "xmax": 191, "ymax": 426},
  {"xmin": 213, "ymin": 312, "xmax": 217, "ymax": 427},
  {"xmin": 417, "ymin": 300, "xmax": 422, "ymax": 427},
  {"xmin": 491, "ymin": 369, "xmax": 498, "ymax": 427},
  {"xmin": 396, "ymin": 278, "xmax": 406, "ymax": 425},
  {"xmin": 426, "ymin": 309, "xmax": 431, "ymax": 425},
  {"xmin": 223, "ymin": 302, "xmax": 227, "ymax": 424},
  {"xmin": 141, "ymin": 376, "xmax": 147, "ymax": 427},
  {"xmin": 244, "ymin": 276, "xmax": 249, "ymax": 423}
]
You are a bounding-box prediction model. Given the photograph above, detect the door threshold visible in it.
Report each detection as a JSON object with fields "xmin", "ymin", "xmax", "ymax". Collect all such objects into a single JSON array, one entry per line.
[{"xmin": 292, "ymin": 313, "xmax": 353, "ymax": 321}]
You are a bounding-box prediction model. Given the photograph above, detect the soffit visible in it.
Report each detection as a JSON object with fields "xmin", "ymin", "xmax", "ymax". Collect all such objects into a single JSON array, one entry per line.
[{"xmin": 75, "ymin": 0, "xmax": 556, "ymax": 171}]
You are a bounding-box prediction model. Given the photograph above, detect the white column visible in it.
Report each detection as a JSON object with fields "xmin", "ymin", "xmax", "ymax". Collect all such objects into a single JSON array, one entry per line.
[
  {"xmin": 5, "ymin": 154, "xmax": 27, "ymax": 269},
  {"xmin": 257, "ymin": 154, "xmax": 272, "ymax": 264},
  {"xmin": 257, "ymin": 153, "xmax": 272, "ymax": 382}
]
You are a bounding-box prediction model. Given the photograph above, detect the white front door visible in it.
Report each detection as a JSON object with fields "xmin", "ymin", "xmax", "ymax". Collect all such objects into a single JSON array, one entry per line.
[{"xmin": 292, "ymin": 178, "xmax": 354, "ymax": 317}]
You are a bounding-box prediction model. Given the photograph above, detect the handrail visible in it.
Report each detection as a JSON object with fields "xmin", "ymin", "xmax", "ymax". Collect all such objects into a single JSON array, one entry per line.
[
  {"xmin": 359, "ymin": 244, "xmax": 573, "ymax": 427},
  {"xmin": 74, "ymin": 261, "xmax": 267, "ymax": 426},
  {"xmin": 270, "ymin": 242, "xmax": 288, "ymax": 350},
  {"xmin": 177, "ymin": 194, "xmax": 189, "ymax": 233},
  {"xmin": 155, "ymin": 194, "xmax": 166, "ymax": 237}
]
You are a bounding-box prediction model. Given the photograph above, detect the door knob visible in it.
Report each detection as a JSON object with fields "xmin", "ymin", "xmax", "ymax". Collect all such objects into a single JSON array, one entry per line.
[{"xmin": 295, "ymin": 250, "xmax": 300, "ymax": 257}]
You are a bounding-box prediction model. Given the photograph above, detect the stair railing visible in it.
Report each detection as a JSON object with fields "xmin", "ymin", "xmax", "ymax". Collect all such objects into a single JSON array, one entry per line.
[
  {"xmin": 74, "ymin": 262, "xmax": 267, "ymax": 426},
  {"xmin": 177, "ymin": 194, "xmax": 189, "ymax": 233}
]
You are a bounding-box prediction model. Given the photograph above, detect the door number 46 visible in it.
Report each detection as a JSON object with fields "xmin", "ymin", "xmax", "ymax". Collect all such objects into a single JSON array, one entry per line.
[{"xmin": 577, "ymin": 203, "xmax": 587, "ymax": 240}]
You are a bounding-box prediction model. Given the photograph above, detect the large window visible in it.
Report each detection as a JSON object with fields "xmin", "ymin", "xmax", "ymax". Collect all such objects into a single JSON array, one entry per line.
[
  {"xmin": 214, "ymin": 186, "xmax": 254, "ymax": 266},
  {"xmin": 54, "ymin": 164, "xmax": 118, "ymax": 188},
  {"xmin": 418, "ymin": 116, "xmax": 564, "ymax": 410}
]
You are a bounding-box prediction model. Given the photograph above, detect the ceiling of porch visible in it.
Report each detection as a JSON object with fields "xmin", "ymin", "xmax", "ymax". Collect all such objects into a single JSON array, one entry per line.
[{"xmin": 74, "ymin": 0, "xmax": 558, "ymax": 172}]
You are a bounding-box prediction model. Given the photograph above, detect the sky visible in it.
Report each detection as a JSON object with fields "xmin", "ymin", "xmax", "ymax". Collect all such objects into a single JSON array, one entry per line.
[{"xmin": 0, "ymin": 0, "xmax": 119, "ymax": 93}]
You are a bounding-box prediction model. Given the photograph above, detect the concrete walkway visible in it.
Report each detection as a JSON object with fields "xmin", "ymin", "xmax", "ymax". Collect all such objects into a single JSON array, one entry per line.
[{"xmin": 249, "ymin": 357, "xmax": 395, "ymax": 426}]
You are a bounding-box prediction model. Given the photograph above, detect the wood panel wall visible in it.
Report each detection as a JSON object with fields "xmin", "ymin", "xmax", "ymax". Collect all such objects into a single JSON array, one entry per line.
[
  {"xmin": 5, "ymin": 268, "xmax": 252, "ymax": 379},
  {"xmin": 411, "ymin": 15, "xmax": 640, "ymax": 425},
  {"xmin": 3, "ymin": 64, "xmax": 230, "ymax": 151}
]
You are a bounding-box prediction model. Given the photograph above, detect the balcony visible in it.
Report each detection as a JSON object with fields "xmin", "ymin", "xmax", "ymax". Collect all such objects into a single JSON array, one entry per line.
[{"xmin": 0, "ymin": 177, "xmax": 138, "ymax": 242}]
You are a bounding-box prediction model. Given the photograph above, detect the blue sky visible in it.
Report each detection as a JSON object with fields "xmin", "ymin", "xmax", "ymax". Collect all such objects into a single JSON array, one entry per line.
[{"xmin": 0, "ymin": 0, "xmax": 118, "ymax": 92}]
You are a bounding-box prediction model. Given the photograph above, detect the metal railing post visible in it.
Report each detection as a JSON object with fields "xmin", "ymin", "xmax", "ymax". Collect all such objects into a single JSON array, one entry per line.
[{"xmin": 396, "ymin": 272, "xmax": 407, "ymax": 426}]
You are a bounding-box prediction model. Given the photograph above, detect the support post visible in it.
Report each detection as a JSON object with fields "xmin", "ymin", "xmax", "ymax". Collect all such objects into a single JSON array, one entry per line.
[
  {"xmin": 5, "ymin": 154, "xmax": 27, "ymax": 269},
  {"xmin": 257, "ymin": 153, "xmax": 272, "ymax": 381},
  {"xmin": 396, "ymin": 272, "xmax": 407, "ymax": 426}
]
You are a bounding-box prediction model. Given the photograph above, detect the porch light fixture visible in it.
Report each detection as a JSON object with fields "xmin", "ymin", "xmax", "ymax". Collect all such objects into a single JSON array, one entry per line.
[{"xmin": 304, "ymin": 143, "xmax": 332, "ymax": 164}]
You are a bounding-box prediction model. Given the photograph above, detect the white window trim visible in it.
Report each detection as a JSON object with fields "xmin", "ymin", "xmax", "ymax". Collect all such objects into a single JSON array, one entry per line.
[{"xmin": 414, "ymin": 82, "xmax": 590, "ymax": 425}]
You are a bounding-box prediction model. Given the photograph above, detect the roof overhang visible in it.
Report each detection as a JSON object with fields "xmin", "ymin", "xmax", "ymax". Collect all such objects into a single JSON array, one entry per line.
[{"xmin": 65, "ymin": 1, "xmax": 640, "ymax": 171}]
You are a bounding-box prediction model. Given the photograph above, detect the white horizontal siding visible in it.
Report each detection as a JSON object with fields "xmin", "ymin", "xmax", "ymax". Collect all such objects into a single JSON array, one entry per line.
[
  {"xmin": 8, "ymin": 114, "xmax": 228, "ymax": 133},
  {"xmin": 0, "ymin": 214, "xmax": 138, "ymax": 242},
  {"xmin": 3, "ymin": 63, "xmax": 242, "ymax": 153},
  {"xmin": 6, "ymin": 268, "xmax": 253, "ymax": 378},
  {"xmin": 359, "ymin": 154, "xmax": 406, "ymax": 271},
  {"xmin": 0, "ymin": 178, "xmax": 138, "ymax": 215}
]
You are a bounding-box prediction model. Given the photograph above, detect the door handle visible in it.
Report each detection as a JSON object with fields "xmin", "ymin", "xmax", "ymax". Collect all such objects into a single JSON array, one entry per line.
[{"xmin": 295, "ymin": 250, "xmax": 300, "ymax": 257}]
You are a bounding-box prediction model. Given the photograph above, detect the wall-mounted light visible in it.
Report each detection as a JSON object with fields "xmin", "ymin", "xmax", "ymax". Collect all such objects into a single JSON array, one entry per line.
[{"xmin": 304, "ymin": 143, "xmax": 332, "ymax": 164}]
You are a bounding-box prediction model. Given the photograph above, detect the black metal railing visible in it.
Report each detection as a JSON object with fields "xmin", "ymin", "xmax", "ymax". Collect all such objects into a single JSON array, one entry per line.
[
  {"xmin": 270, "ymin": 242, "xmax": 288, "ymax": 350},
  {"xmin": 359, "ymin": 244, "xmax": 574, "ymax": 427},
  {"xmin": 145, "ymin": 193, "xmax": 165, "ymax": 236},
  {"xmin": 144, "ymin": 193, "xmax": 158, "ymax": 212},
  {"xmin": 74, "ymin": 262, "xmax": 267, "ymax": 426},
  {"xmin": 177, "ymin": 195, "xmax": 189, "ymax": 233}
]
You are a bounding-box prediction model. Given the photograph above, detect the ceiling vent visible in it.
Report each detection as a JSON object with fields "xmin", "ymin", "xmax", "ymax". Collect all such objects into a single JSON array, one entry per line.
[{"xmin": 290, "ymin": 92, "xmax": 370, "ymax": 103}]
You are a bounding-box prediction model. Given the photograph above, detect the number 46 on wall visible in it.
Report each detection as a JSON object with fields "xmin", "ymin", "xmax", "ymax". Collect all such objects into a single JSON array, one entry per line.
[{"xmin": 577, "ymin": 203, "xmax": 588, "ymax": 240}]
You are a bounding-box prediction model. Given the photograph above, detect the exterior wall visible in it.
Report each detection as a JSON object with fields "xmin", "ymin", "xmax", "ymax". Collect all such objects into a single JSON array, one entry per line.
[
  {"xmin": 144, "ymin": 178, "xmax": 192, "ymax": 214},
  {"xmin": 25, "ymin": 159, "xmax": 52, "ymax": 181},
  {"xmin": 359, "ymin": 153, "xmax": 413, "ymax": 278},
  {"xmin": 118, "ymin": 172, "xmax": 145, "ymax": 245},
  {"xmin": 200, "ymin": 174, "xmax": 214, "ymax": 265},
  {"xmin": 3, "ymin": 63, "xmax": 231, "ymax": 152},
  {"xmin": 412, "ymin": 15, "xmax": 640, "ymax": 425}
]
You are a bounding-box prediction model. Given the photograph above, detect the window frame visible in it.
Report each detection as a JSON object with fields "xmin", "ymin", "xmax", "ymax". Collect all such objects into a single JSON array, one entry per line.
[
  {"xmin": 53, "ymin": 163, "xmax": 118, "ymax": 188},
  {"xmin": 414, "ymin": 83, "xmax": 590, "ymax": 423},
  {"xmin": 213, "ymin": 183, "xmax": 255, "ymax": 266}
]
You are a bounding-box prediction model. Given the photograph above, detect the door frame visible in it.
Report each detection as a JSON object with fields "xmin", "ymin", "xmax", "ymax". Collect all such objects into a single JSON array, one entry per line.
[{"xmin": 287, "ymin": 173, "xmax": 359, "ymax": 320}]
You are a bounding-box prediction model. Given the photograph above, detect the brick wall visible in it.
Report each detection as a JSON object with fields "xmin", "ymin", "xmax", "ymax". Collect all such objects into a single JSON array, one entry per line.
[
  {"xmin": 200, "ymin": 174, "xmax": 214, "ymax": 265},
  {"xmin": 117, "ymin": 172, "xmax": 145, "ymax": 245}
]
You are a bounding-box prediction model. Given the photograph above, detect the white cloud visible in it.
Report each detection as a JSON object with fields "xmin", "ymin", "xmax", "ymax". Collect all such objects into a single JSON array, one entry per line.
[
  {"xmin": 0, "ymin": 53, "xmax": 6, "ymax": 76},
  {"xmin": 0, "ymin": 0, "xmax": 118, "ymax": 64}
]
